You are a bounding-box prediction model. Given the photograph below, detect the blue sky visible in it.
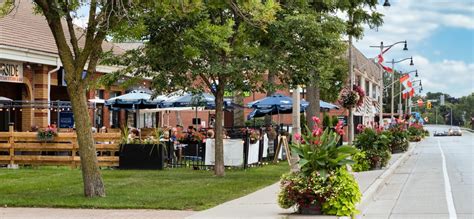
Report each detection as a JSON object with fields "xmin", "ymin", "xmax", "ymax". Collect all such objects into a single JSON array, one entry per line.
[{"xmin": 354, "ymin": 0, "xmax": 474, "ymax": 98}]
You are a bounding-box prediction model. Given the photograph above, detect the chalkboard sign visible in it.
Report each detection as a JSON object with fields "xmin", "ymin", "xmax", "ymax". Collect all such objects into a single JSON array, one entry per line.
[
  {"xmin": 59, "ymin": 112, "xmax": 74, "ymax": 128},
  {"xmin": 337, "ymin": 116, "xmax": 347, "ymax": 126}
]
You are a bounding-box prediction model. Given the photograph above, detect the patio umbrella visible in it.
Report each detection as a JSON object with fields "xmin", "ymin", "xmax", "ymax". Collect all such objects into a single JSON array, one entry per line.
[
  {"xmin": 246, "ymin": 93, "xmax": 338, "ymax": 120},
  {"xmin": 105, "ymin": 90, "xmax": 166, "ymax": 109},
  {"xmin": 105, "ymin": 90, "xmax": 166, "ymax": 128},
  {"xmin": 161, "ymin": 92, "xmax": 216, "ymax": 108},
  {"xmin": 0, "ymin": 96, "xmax": 13, "ymax": 102}
]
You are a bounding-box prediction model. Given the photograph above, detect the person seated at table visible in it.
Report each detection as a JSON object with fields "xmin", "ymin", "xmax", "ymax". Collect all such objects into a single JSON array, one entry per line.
[
  {"xmin": 99, "ymin": 126, "xmax": 107, "ymax": 133},
  {"xmin": 128, "ymin": 128, "xmax": 139, "ymax": 142},
  {"xmin": 207, "ymin": 129, "xmax": 215, "ymax": 139}
]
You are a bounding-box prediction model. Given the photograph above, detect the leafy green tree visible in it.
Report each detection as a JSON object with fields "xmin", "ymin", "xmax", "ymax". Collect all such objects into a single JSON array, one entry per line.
[
  {"xmin": 105, "ymin": 1, "xmax": 279, "ymax": 176},
  {"xmin": 0, "ymin": 0, "xmax": 147, "ymax": 197},
  {"xmin": 261, "ymin": 9, "xmax": 347, "ymax": 128}
]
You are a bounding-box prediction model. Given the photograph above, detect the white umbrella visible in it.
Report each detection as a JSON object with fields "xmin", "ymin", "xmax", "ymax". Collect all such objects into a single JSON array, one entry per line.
[
  {"xmin": 0, "ymin": 96, "xmax": 13, "ymax": 102},
  {"xmin": 88, "ymin": 96, "xmax": 105, "ymax": 104}
]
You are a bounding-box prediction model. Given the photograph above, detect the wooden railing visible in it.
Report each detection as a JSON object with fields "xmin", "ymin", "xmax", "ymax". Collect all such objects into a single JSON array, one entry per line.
[{"xmin": 0, "ymin": 125, "xmax": 121, "ymax": 168}]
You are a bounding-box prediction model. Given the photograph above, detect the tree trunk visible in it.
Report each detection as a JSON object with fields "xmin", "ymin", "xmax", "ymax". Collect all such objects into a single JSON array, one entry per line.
[
  {"xmin": 214, "ymin": 83, "xmax": 225, "ymax": 176},
  {"xmin": 347, "ymin": 35, "xmax": 354, "ymax": 144},
  {"xmin": 306, "ymin": 72, "xmax": 321, "ymax": 128},
  {"xmin": 264, "ymin": 71, "xmax": 276, "ymax": 126},
  {"xmin": 233, "ymin": 91, "xmax": 245, "ymax": 127},
  {"xmin": 67, "ymin": 83, "xmax": 105, "ymax": 197},
  {"xmin": 290, "ymin": 85, "xmax": 300, "ymax": 172}
]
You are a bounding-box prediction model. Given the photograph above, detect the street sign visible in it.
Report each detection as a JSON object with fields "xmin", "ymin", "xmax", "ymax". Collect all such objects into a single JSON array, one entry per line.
[{"xmin": 440, "ymin": 95, "xmax": 445, "ymax": 106}]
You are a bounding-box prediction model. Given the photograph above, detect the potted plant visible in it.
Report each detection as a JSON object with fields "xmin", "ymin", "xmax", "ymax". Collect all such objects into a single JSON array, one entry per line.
[
  {"xmin": 353, "ymin": 126, "xmax": 392, "ymax": 170},
  {"xmin": 278, "ymin": 117, "xmax": 361, "ymax": 216},
  {"xmin": 119, "ymin": 126, "xmax": 165, "ymax": 170},
  {"xmin": 37, "ymin": 125, "xmax": 58, "ymax": 141}
]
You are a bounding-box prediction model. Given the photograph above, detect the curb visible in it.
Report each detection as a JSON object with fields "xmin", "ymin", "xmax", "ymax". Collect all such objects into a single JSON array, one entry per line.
[{"xmin": 356, "ymin": 142, "xmax": 417, "ymax": 213}]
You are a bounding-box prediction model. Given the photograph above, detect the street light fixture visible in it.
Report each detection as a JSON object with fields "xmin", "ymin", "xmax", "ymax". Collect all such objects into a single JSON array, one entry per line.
[
  {"xmin": 386, "ymin": 57, "xmax": 415, "ymax": 118},
  {"xmin": 369, "ymin": 40, "xmax": 408, "ymax": 126},
  {"xmin": 383, "ymin": 0, "xmax": 391, "ymax": 7}
]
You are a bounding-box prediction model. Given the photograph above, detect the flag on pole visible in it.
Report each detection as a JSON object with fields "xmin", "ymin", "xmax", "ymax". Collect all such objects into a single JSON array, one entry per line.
[
  {"xmin": 376, "ymin": 53, "xmax": 394, "ymax": 73},
  {"xmin": 400, "ymin": 75, "xmax": 412, "ymax": 99}
]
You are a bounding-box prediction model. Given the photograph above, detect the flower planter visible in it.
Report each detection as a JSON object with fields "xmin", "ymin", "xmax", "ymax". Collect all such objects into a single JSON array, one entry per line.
[
  {"xmin": 298, "ymin": 203, "xmax": 323, "ymax": 215},
  {"xmin": 37, "ymin": 136, "xmax": 55, "ymax": 142},
  {"xmin": 119, "ymin": 144, "xmax": 164, "ymax": 170}
]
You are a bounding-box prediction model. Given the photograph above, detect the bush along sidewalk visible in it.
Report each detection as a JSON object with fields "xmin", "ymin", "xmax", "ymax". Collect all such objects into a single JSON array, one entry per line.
[
  {"xmin": 278, "ymin": 117, "xmax": 361, "ymax": 217},
  {"xmin": 407, "ymin": 122, "xmax": 428, "ymax": 142},
  {"xmin": 388, "ymin": 123, "xmax": 409, "ymax": 153},
  {"xmin": 353, "ymin": 125, "xmax": 392, "ymax": 171}
]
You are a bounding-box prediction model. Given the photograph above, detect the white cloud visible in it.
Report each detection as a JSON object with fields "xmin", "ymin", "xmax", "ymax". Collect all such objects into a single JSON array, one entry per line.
[
  {"xmin": 350, "ymin": 0, "xmax": 474, "ymax": 98},
  {"xmin": 397, "ymin": 55, "xmax": 474, "ymax": 97}
]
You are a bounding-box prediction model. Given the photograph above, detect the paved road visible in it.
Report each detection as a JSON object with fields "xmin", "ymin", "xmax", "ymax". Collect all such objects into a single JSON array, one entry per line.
[{"xmin": 361, "ymin": 125, "xmax": 474, "ymax": 219}]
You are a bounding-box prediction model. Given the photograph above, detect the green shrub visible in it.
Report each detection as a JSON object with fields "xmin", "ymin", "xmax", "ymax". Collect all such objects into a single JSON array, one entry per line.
[
  {"xmin": 354, "ymin": 128, "xmax": 391, "ymax": 169},
  {"xmin": 278, "ymin": 168, "xmax": 361, "ymax": 216},
  {"xmin": 352, "ymin": 150, "xmax": 370, "ymax": 172},
  {"xmin": 322, "ymin": 168, "xmax": 361, "ymax": 216}
]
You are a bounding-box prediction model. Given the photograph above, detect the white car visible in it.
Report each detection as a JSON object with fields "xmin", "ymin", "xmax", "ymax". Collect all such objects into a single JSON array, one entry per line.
[{"xmin": 448, "ymin": 127, "xmax": 462, "ymax": 136}]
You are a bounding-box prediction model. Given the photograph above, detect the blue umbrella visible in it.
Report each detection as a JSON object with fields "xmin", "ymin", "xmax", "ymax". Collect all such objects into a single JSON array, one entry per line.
[{"xmin": 246, "ymin": 93, "xmax": 338, "ymax": 120}]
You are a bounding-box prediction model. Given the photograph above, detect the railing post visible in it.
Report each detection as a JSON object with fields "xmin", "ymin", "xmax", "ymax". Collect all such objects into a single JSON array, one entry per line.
[
  {"xmin": 71, "ymin": 134, "xmax": 77, "ymax": 169},
  {"xmin": 258, "ymin": 128, "xmax": 263, "ymax": 163},
  {"xmin": 243, "ymin": 129, "xmax": 249, "ymax": 169},
  {"xmin": 8, "ymin": 123, "xmax": 16, "ymax": 168}
]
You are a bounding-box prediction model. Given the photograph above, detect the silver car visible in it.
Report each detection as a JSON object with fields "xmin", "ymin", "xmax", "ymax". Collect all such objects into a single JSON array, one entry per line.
[{"xmin": 448, "ymin": 127, "xmax": 462, "ymax": 136}]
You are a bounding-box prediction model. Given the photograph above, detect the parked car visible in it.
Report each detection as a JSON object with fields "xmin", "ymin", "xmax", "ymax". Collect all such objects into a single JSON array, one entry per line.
[
  {"xmin": 434, "ymin": 131, "xmax": 448, "ymax": 137},
  {"xmin": 448, "ymin": 127, "xmax": 462, "ymax": 136}
]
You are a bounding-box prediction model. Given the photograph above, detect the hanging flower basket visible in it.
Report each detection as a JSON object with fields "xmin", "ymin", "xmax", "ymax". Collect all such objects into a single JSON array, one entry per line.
[{"xmin": 338, "ymin": 88, "xmax": 360, "ymax": 109}]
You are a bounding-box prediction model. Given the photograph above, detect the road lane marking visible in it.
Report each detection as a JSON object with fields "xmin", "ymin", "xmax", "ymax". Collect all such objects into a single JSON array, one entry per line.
[{"xmin": 437, "ymin": 140, "xmax": 457, "ymax": 219}]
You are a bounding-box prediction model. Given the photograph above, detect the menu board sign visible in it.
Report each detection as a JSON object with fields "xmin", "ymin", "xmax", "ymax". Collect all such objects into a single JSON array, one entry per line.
[{"xmin": 0, "ymin": 62, "xmax": 23, "ymax": 83}]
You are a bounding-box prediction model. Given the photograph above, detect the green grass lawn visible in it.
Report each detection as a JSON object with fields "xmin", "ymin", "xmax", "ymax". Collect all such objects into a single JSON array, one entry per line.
[{"xmin": 0, "ymin": 163, "xmax": 288, "ymax": 210}]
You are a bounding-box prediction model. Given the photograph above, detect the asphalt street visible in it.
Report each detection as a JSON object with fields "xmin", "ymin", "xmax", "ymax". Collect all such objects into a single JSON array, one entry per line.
[{"xmin": 361, "ymin": 125, "xmax": 474, "ymax": 219}]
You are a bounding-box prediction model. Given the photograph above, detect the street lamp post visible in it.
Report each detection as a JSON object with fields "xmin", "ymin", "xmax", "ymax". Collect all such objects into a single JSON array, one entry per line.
[
  {"xmin": 385, "ymin": 57, "xmax": 414, "ymax": 118},
  {"xmin": 369, "ymin": 40, "xmax": 408, "ymax": 126}
]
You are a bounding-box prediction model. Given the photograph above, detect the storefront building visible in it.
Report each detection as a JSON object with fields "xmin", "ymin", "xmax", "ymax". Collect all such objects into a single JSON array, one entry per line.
[{"xmin": 0, "ymin": 1, "xmax": 125, "ymax": 131}]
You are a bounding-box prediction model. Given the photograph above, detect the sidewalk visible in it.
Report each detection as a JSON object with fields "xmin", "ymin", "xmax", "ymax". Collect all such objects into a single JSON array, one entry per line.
[
  {"xmin": 187, "ymin": 150, "xmax": 410, "ymax": 219},
  {"xmin": 0, "ymin": 208, "xmax": 194, "ymax": 219}
]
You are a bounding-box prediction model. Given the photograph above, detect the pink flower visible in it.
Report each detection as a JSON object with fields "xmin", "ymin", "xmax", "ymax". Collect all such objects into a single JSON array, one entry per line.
[
  {"xmin": 336, "ymin": 129, "xmax": 345, "ymax": 136},
  {"xmin": 312, "ymin": 128, "xmax": 322, "ymax": 137},
  {"xmin": 356, "ymin": 124, "xmax": 365, "ymax": 132},
  {"xmin": 313, "ymin": 140, "xmax": 320, "ymax": 145},
  {"xmin": 312, "ymin": 116, "xmax": 320, "ymax": 124},
  {"xmin": 294, "ymin": 133, "xmax": 301, "ymax": 141}
]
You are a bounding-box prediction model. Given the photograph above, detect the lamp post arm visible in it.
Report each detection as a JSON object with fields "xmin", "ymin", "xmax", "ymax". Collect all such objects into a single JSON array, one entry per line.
[
  {"xmin": 369, "ymin": 41, "xmax": 406, "ymax": 53},
  {"xmin": 387, "ymin": 57, "xmax": 412, "ymax": 64}
]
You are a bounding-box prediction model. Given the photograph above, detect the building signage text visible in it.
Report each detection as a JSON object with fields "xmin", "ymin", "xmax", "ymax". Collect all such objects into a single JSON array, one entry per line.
[{"xmin": 0, "ymin": 62, "xmax": 23, "ymax": 83}]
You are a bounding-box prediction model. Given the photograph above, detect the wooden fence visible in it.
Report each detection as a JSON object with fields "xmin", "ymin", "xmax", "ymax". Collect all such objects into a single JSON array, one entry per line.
[{"xmin": 0, "ymin": 125, "xmax": 121, "ymax": 168}]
